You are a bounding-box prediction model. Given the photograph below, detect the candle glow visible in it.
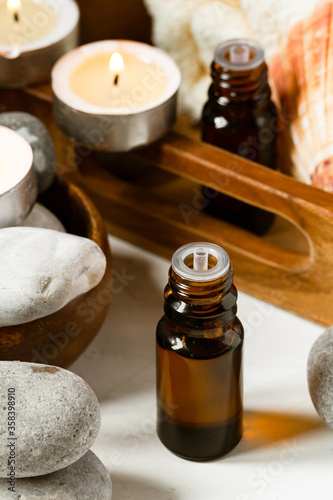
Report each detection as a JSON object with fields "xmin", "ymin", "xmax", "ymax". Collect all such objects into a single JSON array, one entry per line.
[
  {"xmin": 7, "ymin": 0, "xmax": 21, "ymax": 21},
  {"xmin": 109, "ymin": 52, "xmax": 124, "ymax": 85}
]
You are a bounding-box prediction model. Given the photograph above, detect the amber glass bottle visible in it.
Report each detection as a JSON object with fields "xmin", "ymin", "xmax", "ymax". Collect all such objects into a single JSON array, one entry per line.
[
  {"xmin": 201, "ymin": 39, "xmax": 278, "ymax": 235},
  {"xmin": 156, "ymin": 242, "xmax": 244, "ymax": 460}
]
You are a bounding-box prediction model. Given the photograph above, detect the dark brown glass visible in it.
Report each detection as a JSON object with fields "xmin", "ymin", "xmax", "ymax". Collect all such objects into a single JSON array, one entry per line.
[
  {"xmin": 156, "ymin": 259, "xmax": 243, "ymax": 460},
  {"xmin": 201, "ymin": 41, "xmax": 278, "ymax": 235}
]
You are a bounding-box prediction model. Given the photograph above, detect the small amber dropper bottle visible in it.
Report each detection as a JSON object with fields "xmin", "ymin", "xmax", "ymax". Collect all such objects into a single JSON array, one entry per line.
[
  {"xmin": 201, "ymin": 39, "xmax": 278, "ymax": 235},
  {"xmin": 156, "ymin": 242, "xmax": 244, "ymax": 460}
]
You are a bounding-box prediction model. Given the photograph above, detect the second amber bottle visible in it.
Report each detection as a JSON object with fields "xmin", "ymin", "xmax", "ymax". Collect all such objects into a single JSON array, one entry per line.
[{"xmin": 201, "ymin": 39, "xmax": 278, "ymax": 235}]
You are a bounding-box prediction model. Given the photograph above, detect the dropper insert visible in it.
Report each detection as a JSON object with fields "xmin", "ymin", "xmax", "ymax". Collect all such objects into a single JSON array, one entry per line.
[
  {"xmin": 229, "ymin": 44, "xmax": 250, "ymax": 64},
  {"xmin": 172, "ymin": 242, "xmax": 230, "ymax": 282},
  {"xmin": 193, "ymin": 247, "xmax": 209, "ymax": 271}
]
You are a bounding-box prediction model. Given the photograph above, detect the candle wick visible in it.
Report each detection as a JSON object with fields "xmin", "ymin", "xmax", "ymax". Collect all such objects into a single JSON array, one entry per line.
[
  {"xmin": 13, "ymin": 12, "xmax": 20, "ymax": 22},
  {"xmin": 114, "ymin": 74, "xmax": 119, "ymax": 86}
]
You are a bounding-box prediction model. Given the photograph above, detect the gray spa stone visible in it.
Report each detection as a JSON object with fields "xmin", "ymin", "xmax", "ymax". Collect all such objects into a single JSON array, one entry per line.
[
  {"xmin": 0, "ymin": 362, "xmax": 101, "ymax": 478},
  {"xmin": 0, "ymin": 112, "xmax": 56, "ymax": 193},
  {"xmin": 19, "ymin": 203, "xmax": 66, "ymax": 232},
  {"xmin": 0, "ymin": 227, "xmax": 106, "ymax": 327},
  {"xmin": 308, "ymin": 326, "xmax": 333, "ymax": 428},
  {"xmin": 1, "ymin": 450, "xmax": 112, "ymax": 499}
]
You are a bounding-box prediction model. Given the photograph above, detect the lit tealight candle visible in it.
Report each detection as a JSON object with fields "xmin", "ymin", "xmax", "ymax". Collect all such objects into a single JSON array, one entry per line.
[
  {"xmin": 0, "ymin": 0, "xmax": 80, "ymax": 88},
  {"xmin": 0, "ymin": 126, "xmax": 37, "ymax": 228},
  {"xmin": 52, "ymin": 40, "xmax": 181, "ymax": 152}
]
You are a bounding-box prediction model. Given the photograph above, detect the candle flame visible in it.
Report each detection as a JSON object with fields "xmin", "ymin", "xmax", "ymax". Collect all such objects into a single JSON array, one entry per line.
[
  {"xmin": 109, "ymin": 52, "xmax": 124, "ymax": 74},
  {"xmin": 7, "ymin": 0, "xmax": 21, "ymax": 13}
]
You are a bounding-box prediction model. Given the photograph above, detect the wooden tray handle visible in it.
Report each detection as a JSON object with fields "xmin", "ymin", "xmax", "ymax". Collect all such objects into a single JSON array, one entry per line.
[
  {"xmin": 136, "ymin": 133, "xmax": 333, "ymax": 231},
  {"xmin": 135, "ymin": 132, "xmax": 333, "ymax": 271}
]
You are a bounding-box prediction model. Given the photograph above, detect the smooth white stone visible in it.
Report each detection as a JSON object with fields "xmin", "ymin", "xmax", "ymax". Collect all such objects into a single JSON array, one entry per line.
[
  {"xmin": 308, "ymin": 326, "xmax": 333, "ymax": 429},
  {"xmin": 0, "ymin": 362, "xmax": 101, "ymax": 478},
  {"xmin": 19, "ymin": 203, "xmax": 66, "ymax": 232},
  {"xmin": 0, "ymin": 112, "xmax": 56, "ymax": 193},
  {"xmin": 0, "ymin": 227, "xmax": 106, "ymax": 327},
  {"xmin": 1, "ymin": 451, "xmax": 112, "ymax": 499}
]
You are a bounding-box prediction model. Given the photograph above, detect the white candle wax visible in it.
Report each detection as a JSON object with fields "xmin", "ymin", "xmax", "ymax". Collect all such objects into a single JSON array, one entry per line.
[
  {"xmin": 68, "ymin": 51, "xmax": 169, "ymax": 110},
  {"xmin": 0, "ymin": 126, "xmax": 33, "ymax": 196}
]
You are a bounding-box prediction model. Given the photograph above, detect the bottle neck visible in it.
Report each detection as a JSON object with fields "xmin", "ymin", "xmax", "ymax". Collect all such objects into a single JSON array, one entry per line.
[
  {"xmin": 164, "ymin": 266, "xmax": 237, "ymax": 331},
  {"xmin": 210, "ymin": 60, "xmax": 271, "ymax": 104}
]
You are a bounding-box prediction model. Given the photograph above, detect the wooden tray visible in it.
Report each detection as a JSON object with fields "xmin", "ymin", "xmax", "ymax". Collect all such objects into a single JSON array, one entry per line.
[{"xmin": 0, "ymin": 81, "xmax": 332, "ymax": 327}]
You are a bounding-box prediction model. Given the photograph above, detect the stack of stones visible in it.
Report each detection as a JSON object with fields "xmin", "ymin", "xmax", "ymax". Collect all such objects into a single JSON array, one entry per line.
[
  {"xmin": 0, "ymin": 112, "xmax": 107, "ymax": 328},
  {"xmin": 0, "ymin": 113, "xmax": 111, "ymax": 497},
  {"xmin": 0, "ymin": 361, "xmax": 112, "ymax": 499}
]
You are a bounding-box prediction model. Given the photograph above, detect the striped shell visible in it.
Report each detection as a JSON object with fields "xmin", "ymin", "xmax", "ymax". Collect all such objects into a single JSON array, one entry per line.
[{"xmin": 270, "ymin": 0, "xmax": 333, "ymax": 190}]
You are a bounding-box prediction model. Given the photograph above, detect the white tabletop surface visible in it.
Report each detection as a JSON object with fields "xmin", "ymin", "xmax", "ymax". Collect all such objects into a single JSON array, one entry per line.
[{"xmin": 71, "ymin": 235, "xmax": 328, "ymax": 500}]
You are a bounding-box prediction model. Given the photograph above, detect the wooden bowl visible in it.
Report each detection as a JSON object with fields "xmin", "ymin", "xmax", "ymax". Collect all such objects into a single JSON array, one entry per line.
[{"xmin": 0, "ymin": 177, "xmax": 112, "ymax": 368}]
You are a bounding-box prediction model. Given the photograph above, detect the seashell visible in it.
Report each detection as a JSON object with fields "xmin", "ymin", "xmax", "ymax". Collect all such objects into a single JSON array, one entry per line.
[{"xmin": 269, "ymin": 0, "xmax": 333, "ymax": 189}]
